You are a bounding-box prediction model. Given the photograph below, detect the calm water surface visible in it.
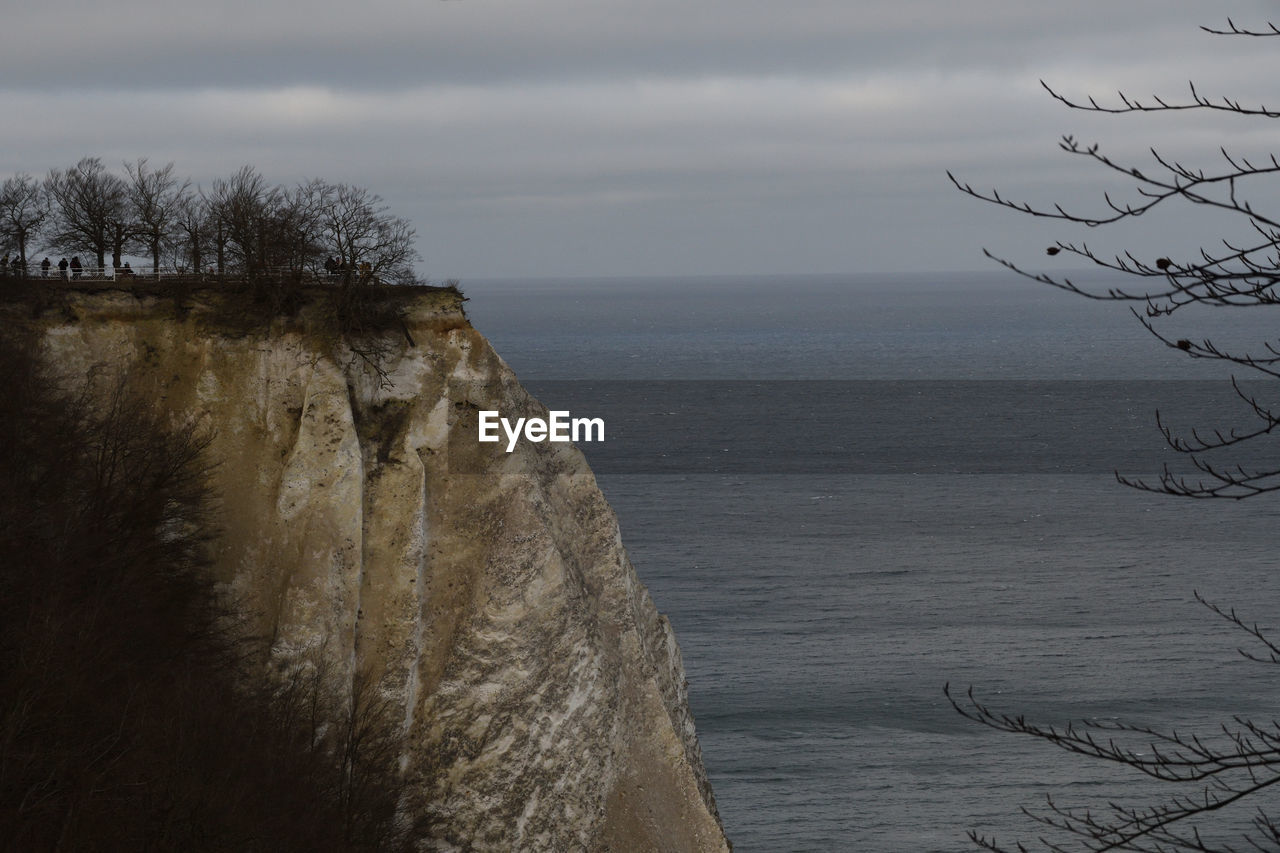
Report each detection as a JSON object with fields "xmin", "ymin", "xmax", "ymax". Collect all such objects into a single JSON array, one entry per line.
[{"xmin": 464, "ymin": 274, "xmax": 1280, "ymax": 852}]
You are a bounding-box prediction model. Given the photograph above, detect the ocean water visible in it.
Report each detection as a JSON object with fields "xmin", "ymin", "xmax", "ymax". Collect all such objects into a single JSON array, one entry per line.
[{"xmin": 462, "ymin": 274, "xmax": 1280, "ymax": 852}]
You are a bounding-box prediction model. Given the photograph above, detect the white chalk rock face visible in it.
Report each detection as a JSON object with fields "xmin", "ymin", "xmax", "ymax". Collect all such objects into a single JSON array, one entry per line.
[{"xmin": 34, "ymin": 286, "xmax": 729, "ymax": 853}]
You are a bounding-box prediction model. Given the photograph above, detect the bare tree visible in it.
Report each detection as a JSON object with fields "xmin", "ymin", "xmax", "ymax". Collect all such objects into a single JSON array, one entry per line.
[
  {"xmin": 45, "ymin": 157, "xmax": 130, "ymax": 272},
  {"xmin": 950, "ymin": 21, "xmax": 1280, "ymax": 500},
  {"xmin": 949, "ymin": 19, "xmax": 1280, "ymax": 853},
  {"xmin": 126, "ymin": 159, "xmax": 192, "ymax": 278},
  {"xmin": 174, "ymin": 191, "xmax": 213, "ymax": 275},
  {"xmin": 315, "ymin": 182, "xmax": 420, "ymax": 283},
  {"xmin": 206, "ymin": 165, "xmax": 279, "ymax": 276},
  {"xmin": 269, "ymin": 180, "xmax": 328, "ymax": 277},
  {"xmin": 0, "ymin": 174, "xmax": 49, "ymax": 270}
]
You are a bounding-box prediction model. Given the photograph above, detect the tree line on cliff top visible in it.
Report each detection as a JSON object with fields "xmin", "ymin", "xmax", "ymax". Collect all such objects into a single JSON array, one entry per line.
[
  {"xmin": 0, "ymin": 332, "xmax": 423, "ymax": 849},
  {"xmin": 0, "ymin": 157, "xmax": 419, "ymax": 283}
]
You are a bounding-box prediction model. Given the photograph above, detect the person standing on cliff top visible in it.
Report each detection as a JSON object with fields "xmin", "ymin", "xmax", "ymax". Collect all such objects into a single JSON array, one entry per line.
[
  {"xmin": 41, "ymin": 258, "xmax": 51, "ymax": 278},
  {"xmin": 69, "ymin": 257, "xmax": 82, "ymax": 280},
  {"xmin": 58, "ymin": 258, "xmax": 68, "ymax": 279}
]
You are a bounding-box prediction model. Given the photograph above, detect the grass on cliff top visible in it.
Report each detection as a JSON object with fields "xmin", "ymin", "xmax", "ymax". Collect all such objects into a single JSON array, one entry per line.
[
  {"xmin": 0, "ymin": 275, "xmax": 468, "ymax": 383},
  {"xmin": 0, "ymin": 273, "xmax": 463, "ymax": 316}
]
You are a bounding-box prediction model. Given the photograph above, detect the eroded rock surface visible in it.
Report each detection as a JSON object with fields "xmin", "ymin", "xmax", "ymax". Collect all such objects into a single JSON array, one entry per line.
[{"xmin": 25, "ymin": 285, "xmax": 729, "ymax": 852}]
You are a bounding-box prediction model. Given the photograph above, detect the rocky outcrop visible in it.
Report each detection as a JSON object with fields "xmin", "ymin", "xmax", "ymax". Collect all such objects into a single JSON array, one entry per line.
[{"xmin": 23, "ymin": 284, "xmax": 728, "ymax": 852}]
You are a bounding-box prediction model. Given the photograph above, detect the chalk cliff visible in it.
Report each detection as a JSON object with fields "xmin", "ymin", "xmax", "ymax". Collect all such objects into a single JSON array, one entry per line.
[{"xmin": 22, "ymin": 284, "xmax": 728, "ymax": 852}]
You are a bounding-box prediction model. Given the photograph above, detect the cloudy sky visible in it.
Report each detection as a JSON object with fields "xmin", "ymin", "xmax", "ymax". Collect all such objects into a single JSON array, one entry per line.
[{"xmin": 4, "ymin": 0, "xmax": 1280, "ymax": 279}]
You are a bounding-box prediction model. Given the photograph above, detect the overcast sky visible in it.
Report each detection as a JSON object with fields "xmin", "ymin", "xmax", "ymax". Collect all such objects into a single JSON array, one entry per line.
[{"xmin": 4, "ymin": 0, "xmax": 1280, "ymax": 279}]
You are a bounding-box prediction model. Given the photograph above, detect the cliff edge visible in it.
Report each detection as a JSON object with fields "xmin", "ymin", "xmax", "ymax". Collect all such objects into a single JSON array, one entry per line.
[{"xmin": 13, "ymin": 283, "xmax": 728, "ymax": 852}]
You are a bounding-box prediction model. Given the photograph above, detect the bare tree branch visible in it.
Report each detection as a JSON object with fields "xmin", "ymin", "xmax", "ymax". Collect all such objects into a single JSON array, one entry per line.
[
  {"xmin": 948, "ymin": 596, "xmax": 1280, "ymax": 851},
  {"xmin": 951, "ymin": 19, "xmax": 1280, "ymax": 852},
  {"xmin": 125, "ymin": 159, "xmax": 191, "ymax": 279}
]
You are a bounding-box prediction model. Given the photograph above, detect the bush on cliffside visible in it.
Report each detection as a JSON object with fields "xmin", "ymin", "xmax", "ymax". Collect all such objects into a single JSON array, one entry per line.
[{"xmin": 0, "ymin": 331, "xmax": 417, "ymax": 850}]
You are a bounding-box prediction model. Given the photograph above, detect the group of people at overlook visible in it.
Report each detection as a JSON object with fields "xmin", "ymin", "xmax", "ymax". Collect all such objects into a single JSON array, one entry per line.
[
  {"xmin": 0, "ymin": 254, "xmax": 363, "ymax": 281},
  {"xmin": 0, "ymin": 255, "xmax": 97, "ymax": 279}
]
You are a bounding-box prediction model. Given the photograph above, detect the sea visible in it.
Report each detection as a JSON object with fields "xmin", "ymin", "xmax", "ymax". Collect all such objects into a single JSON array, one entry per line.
[{"xmin": 461, "ymin": 273, "xmax": 1280, "ymax": 853}]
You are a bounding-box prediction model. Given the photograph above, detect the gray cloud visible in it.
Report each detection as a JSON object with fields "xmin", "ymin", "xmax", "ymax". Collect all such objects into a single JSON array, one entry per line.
[
  {"xmin": 6, "ymin": 0, "xmax": 1265, "ymax": 88},
  {"xmin": 3, "ymin": 0, "xmax": 1278, "ymax": 276}
]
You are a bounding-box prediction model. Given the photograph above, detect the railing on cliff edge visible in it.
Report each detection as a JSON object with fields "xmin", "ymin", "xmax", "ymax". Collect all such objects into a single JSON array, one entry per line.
[{"xmin": 0, "ymin": 264, "xmax": 406, "ymax": 287}]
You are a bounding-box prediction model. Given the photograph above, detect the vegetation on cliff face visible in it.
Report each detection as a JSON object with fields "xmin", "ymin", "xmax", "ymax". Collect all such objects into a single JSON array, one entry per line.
[{"xmin": 0, "ymin": 330, "xmax": 418, "ymax": 850}]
